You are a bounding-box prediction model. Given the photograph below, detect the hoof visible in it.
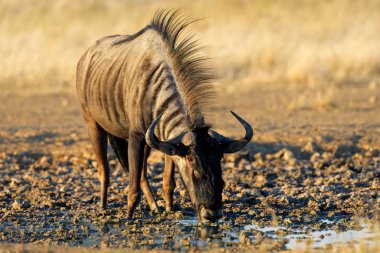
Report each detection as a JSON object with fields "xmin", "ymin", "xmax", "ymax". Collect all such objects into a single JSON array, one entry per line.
[
  {"xmin": 127, "ymin": 210, "xmax": 134, "ymax": 219},
  {"xmin": 150, "ymin": 206, "xmax": 161, "ymax": 215},
  {"xmin": 100, "ymin": 203, "xmax": 107, "ymax": 210}
]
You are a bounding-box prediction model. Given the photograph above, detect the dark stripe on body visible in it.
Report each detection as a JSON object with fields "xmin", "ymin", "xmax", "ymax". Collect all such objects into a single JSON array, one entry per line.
[
  {"xmin": 117, "ymin": 47, "xmax": 133, "ymax": 124},
  {"xmin": 111, "ymin": 63, "xmax": 124, "ymax": 125},
  {"xmin": 149, "ymin": 77, "xmax": 166, "ymax": 131},
  {"xmin": 149, "ymin": 70, "xmax": 167, "ymax": 118},
  {"xmin": 156, "ymin": 92, "xmax": 177, "ymax": 115},
  {"xmin": 140, "ymin": 62, "xmax": 165, "ymax": 127},
  {"xmin": 129, "ymin": 51, "xmax": 150, "ymax": 104},
  {"xmin": 104, "ymin": 59, "xmax": 123, "ymax": 123},
  {"xmin": 165, "ymin": 116, "xmax": 186, "ymax": 139}
]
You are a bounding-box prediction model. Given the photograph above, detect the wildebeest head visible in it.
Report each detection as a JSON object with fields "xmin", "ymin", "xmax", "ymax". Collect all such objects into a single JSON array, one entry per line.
[{"xmin": 146, "ymin": 111, "xmax": 253, "ymax": 223}]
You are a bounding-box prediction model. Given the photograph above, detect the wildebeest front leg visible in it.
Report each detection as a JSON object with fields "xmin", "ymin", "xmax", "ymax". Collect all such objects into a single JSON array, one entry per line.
[
  {"xmin": 163, "ymin": 155, "xmax": 176, "ymax": 212},
  {"xmin": 140, "ymin": 145, "xmax": 160, "ymax": 213},
  {"xmin": 127, "ymin": 132, "xmax": 144, "ymax": 218},
  {"xmin": 83, "ymin": 113, "xmax": 110, "ymax": 210}
]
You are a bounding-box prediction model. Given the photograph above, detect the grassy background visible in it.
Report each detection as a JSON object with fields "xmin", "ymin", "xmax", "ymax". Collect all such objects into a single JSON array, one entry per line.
[{"xmin": 1, "ymin": 0, "xmax": 380, "ymax": 93}]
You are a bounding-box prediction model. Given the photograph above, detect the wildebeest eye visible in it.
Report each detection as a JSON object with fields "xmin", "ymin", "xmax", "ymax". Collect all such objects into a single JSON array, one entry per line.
[
  {"xmin": 193, "ymin": 169, "xmax": 201, "ymax": 179},
  {"xmin": 187, "ymin": 156, "xmax": 195, "ymax": 163}
]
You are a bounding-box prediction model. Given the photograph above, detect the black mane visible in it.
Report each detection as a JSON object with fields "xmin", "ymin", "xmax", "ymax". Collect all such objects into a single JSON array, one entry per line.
[{"xmin": 150, "ymin": 10, "xmax": 216, "ymax": 128}]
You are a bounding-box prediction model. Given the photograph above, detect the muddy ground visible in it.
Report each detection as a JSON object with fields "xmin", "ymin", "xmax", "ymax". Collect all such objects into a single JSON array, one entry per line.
[{"xmin": 0, "ymin": 82, "xmax": 379, "ymax": 251}]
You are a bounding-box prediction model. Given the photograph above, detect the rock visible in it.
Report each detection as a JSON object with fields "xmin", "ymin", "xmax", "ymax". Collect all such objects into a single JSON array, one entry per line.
[
  {"xmin": 179, "ymin": 237, "xmax": 191, "ymax": 246},
  {"xmin": 365, "ymin": 149, "xmax": 379, "ymax": 158},
  {"xmin": 40, "ymin": 198, "xmax": 53, "ymax": 209},
  {"xmin": 371, "ymin": 178, "xmax": 380, "ymax": 189},
  {"xmin": 11, "ymin": 200, "xmax": 30, "ymax": 210},
  {"xmin": 275, "ymin": 229, "xmax": 287, "ymax": 236},
  {"xmin": 307, "ymin": 200, "xmax": 320, "ymax": 211},
  {"xmin": 253, "ymin": 175, "xmax": 267, "ymax": 187},
  {"xmin": 278, "ymin": 196, "xmax": 289, "ymax": 205},
  {"xmin": 254, "ymin": 152, "xmax": 264, "ymax": 162},
  {"xmin": 283, "ymin": 218, "xmax": 292, "ymax": 226},
  {"xmin": 12, "ymin": 200, "xmax": 22, "ymax": 210},
  {"xmin": 23, "ymin": 173, "xmax": 35, "ymax": 181},
  {"xmin": 239, "ymin": 231, "xmax": 251, "ymax": 245},
  {"xmin": 274, "ymin": 149, "xmax": 295, "ymax": 161},
  {"xmin": 9, "ymin": 178, "xmax": 23, "ymax": 188},
  {"xmin": 322, "ymin": 152, "xmax": 333, "ymax": 160},
  {"xmin": 320, "ymin": 186, "xmax": 330, "ymax": 192},
  {"xmin": 310, "ymin": 152, "xmax": 321, "ymax": 162},
  {"xmin": 303, "ymin": 140, "xmax": 322, "ymax": 153}
]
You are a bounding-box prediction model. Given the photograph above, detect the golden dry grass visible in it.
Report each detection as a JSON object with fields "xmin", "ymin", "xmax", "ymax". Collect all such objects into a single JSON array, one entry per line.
[{"xmin": 1, "ymin": 0, "xmax": 380, "ymax": 94}]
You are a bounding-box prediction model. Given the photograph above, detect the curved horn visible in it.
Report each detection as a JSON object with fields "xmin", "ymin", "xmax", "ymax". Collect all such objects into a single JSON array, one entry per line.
[
  {"xmin": 210, "ymin": 111, "xmax": 253, "ymax": 154},
  {"xmin": 145, "ymin": 113, "xmax": 188, "ymax": 156}
]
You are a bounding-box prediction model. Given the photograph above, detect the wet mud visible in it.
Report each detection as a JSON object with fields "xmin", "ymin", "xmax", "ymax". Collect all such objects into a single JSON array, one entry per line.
[{"xmin": 1, "ymin": 139, "xmax": 379, "ymax": 251}]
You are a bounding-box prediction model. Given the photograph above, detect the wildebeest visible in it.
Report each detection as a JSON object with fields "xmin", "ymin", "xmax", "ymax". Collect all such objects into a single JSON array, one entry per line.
[{"xmin": 76, "ymin": 10, "xmax": 253, "ymax": 222}]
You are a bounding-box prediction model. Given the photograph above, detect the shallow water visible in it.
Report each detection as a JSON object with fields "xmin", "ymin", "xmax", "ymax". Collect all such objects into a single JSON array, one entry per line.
[
  {"xmin": 73, "ymin": 217, "xmax": 379, "ymax": 250},
  {"xmin": 0, "ymin": 211, "xmax": 379, "ymax": 251},
  {"xmin": 287, "ymin": 224, "xmax": 378, "ymax": 249},
  {"xmin": 244, "ymin": 221, "xmax": 378, "ymax": 249}
]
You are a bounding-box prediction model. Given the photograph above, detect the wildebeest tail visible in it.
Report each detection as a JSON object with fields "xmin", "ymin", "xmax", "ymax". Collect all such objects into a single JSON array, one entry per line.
[{"xmin": 108, "ymin": 133, "xmax": 129, "ymax": 174}]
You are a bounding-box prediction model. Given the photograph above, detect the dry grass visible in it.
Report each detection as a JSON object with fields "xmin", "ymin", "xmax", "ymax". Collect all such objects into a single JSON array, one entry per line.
[{"xmin": 1, "ymin": 0, "xmax": 380, "ymax": 93}]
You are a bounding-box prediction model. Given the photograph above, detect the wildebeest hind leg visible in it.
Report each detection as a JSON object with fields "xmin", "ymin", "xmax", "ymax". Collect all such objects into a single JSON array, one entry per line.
[
  {"xmin": 140, "ymin": 145, "xmax": 160, "ymax": 213},
  {"xmin": 82, "ymin": 111, "xmax": 110, "ymax": 210},
  {"xmin": 163, "ymin": 155, "xmax": 176, "ymax": 212}
]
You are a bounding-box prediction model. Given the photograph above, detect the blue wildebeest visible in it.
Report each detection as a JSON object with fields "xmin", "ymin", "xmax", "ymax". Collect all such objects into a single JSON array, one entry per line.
[{"xmin": 76, "ymin": 10, "xmax": 253, "ymax": 222}]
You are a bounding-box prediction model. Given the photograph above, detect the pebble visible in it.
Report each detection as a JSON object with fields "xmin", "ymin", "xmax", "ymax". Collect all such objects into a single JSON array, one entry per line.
[
  {"xmin": 303, "ymin": 140, "xmax": 322, "ymax": 153},
  {"xmin": 274, "ymin": 149, "xmax": 295, "ymax": 161},
  {"xmin": 12, "ymin": 200, "xmax": 22, "ymax": 210}
]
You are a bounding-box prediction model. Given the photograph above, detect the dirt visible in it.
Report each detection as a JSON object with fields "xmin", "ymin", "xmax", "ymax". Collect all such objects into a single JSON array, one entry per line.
[{"xmin": 0, "ymin": 82, "xmax": 379, "ymax": 251}]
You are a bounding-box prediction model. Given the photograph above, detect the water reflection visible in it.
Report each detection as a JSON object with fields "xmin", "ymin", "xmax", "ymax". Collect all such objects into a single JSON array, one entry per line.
[
  {"xmin": 78, "ymin": 217, "xmax": 378, "ymax": 250},
  {"xmin": 196, "ymin": 224, "xmax": 219, "ymax": 239}
]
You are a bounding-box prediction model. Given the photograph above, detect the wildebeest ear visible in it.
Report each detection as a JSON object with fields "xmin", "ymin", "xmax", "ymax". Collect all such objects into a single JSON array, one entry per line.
[
  {"xmin": 182, "ymin": 132, "xmax": 195, "ymax": 146},
  {"xmin": 157, "ymin": 141, "xmax": 188, "ymax": 156},
  {"xmin": 209, "ymin": 111, "xmax": 253, "ymax": 154}
]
